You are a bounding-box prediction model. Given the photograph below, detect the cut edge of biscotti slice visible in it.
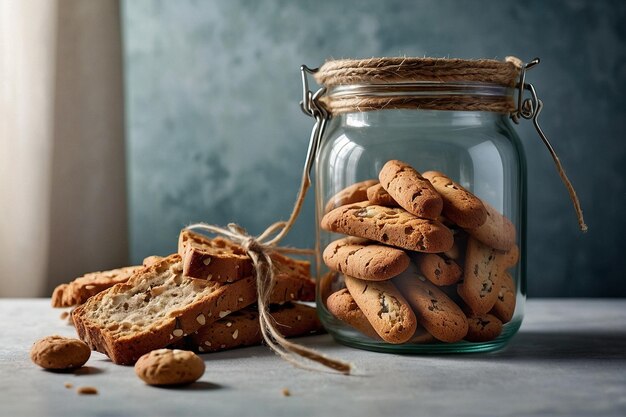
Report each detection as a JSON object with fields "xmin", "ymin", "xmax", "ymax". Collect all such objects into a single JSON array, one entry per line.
[
  {"xmin": 184, "ymin": 302, "xmax": 324, "ymax": 353},
  {"xmin": 178, "ymin": 230, "xmax": 254, "ymax": 282},
  {"xmin": 72, "ymin": 254, "xmax": 258, "ymax": 365}
]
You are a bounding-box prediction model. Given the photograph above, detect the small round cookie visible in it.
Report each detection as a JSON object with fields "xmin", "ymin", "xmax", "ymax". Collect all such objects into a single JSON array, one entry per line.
[
  {"xmin": 135, "ymin": 349, "xmax": 205, "ymax": 386},
  {"xmin": 30, "ymin": 335, "xmax": 91, "ymax": 370}
]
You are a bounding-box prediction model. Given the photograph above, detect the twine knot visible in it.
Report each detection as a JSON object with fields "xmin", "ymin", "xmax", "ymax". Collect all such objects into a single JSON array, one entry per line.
[{"xmin": 185, "ymin": 218, "xmax": 352, "ymax": 375}]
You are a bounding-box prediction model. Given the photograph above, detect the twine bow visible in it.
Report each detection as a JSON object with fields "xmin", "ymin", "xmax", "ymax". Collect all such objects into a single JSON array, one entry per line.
[{"xmin": 186, "ymin": 170, "xmax": 352, "ymax": 375}]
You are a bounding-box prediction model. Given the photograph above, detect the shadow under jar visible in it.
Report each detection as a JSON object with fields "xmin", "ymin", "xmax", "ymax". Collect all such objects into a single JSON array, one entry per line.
[{"xmin": 311, "ymin": 57, "xmax": 527, "ymax": 353}]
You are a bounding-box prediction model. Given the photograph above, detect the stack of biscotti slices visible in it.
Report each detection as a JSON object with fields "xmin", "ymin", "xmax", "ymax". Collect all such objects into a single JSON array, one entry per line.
[
  {"xmin": 61, "ymin": 230, "xmax": 321, "ymax": 365},
  {"xmin": 321, "ymin": 159, "xmax": 519, "ymax": 344}
]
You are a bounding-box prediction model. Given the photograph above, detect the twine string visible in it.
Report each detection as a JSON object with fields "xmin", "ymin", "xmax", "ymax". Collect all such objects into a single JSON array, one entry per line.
[{"xmin": 185, "ymin": 164, "xmax": 352, "ymax": 375}]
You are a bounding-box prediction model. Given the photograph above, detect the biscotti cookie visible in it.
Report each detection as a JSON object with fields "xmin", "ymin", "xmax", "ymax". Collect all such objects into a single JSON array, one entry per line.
[
  {"xmin": 326, "ymin": 288, "xmax": 380, "ymax": 340},
  {"xmin": 465, "ymin": 313, "xmax": 503, "ymax": 342},
  {"xmin": 187, "ymin": 303, "xmax": 323, "ymax": 353},
  {"xmin": 134, "ymin": 349, "xmax": 205, "ymax": 386},
  {"xmin": 268, "ymin": 272, "xmax": 315, "ymax": 303},
  {"xmin": 324, "ymin": 179, "xmax": 378, "ymax": 213},
  {"xmin": 321, "ymin": 202, "xmax": 454, "ymax": 253},
  {"xmin": 414, "ymin": 253, "xmax": 462, "ymax": 286},
  {"xmin": 72, "ymin": 254, "xmax": 258, "ymax": 365},
  {"xmin": 491, "ymin": 272, "xmax": 516, "ymax": 323},
  {"xmin": 51, "ymin": 265, "xmax": 144, "ymax": 308},
  {"xmin": 30, "ymin": 335, "xmax": 91, "ymax": 370},
  {"xmin": 465, "ymin": 201, "xmax": 516, "ymax": 251},
  {"xmin": 498, "ymin": 244, "xmax": 520, "ymax": 271},
  {"xmin": 394, "ymin": 268, "xmax": 468, "ymax": 343},
  {"xmin": 323, "ymin": 237, "xmax": 410, "ymax": 281},
  {"xmin": 457, "ymin": 237, "xmax": 502, "ymax": 314},
  {"xmin": 422, "ymin": 171, "xmax": 487, "ymax": 229},
  {"xmin": 366, "ymin": 183, "xmax": 398, "ymax": 207},
  {"xmin": 378, "ymin": 160, "xmax": 443, "ymax": 220},
  {"xmin": 344, "ymin": 275, "xmax": 417, "ymax": 344},
  {"xmin": 178, "ymin": 230, "xmax": 254, "ymax": 282}
]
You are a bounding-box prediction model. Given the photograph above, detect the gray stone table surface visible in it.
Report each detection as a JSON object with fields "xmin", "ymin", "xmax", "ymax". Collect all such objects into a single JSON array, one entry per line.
[{"xmin": 1, "ymin": 299, "xmax": 625, "ymax": 417}]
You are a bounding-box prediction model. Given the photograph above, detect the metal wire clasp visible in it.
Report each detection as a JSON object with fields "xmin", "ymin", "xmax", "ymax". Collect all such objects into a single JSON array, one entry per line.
[
  {"xmin": 511, "ymin": 58, "xmax": 587, "ymax": 232},
  {"xmin": 300, "ymin": 65, "xmax": 328, "ymax": 180}
]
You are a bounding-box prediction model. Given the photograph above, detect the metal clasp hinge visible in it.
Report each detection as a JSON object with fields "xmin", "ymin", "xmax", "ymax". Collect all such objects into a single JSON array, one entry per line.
[
  {"xmin": 511, "ymin": 58, "xmax": 587, "ymax": 232},
  {"xmin": 300, "ymin": 65, "xmax": 328, "ymax": 181}
]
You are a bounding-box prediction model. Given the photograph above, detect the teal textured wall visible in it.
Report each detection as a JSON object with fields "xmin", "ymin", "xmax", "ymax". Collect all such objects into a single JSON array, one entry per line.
[{"xmin": 122, "ymin": 0, "xmax": 626, "ymax": 296}]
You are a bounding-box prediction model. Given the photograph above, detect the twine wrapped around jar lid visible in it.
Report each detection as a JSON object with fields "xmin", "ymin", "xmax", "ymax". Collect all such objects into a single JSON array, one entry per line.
[{"xmin": 313, "ymin": 56, "xmax": 522, "ymax": 114}]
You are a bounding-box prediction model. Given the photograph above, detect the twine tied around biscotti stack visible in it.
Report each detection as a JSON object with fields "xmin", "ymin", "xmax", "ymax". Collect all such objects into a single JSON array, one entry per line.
[
  {"xmin": 187, "ymin": 164, "xmax": 352, "ymax": 375},
  {"xmin": 313, "ymin": 56, "xmax": 586, "ymax": 232}
]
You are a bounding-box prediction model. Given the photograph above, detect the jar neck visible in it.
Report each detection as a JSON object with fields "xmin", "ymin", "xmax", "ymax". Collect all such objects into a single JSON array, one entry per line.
[
  {"xmin": 320, "ymin": 82, "xmax": 516, "ymax": 116},
  {"xmin": 338, "ymin": 108, "xmax": 511, "ymax": 130}
]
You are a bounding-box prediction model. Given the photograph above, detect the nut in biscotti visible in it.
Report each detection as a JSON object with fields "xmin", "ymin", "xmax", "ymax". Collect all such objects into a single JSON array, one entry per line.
[
  {"xmin": 344, "ymin": 275, "xmax": 417, "ymax": 344},
  {"xmin": 422, "ymin": 171, "xmax": 487, "ymax": 229},
  {"xmin": 378, "ymin": 160, "xmax": 443, "ymax": 220},
  {"xmin": 321, "ymin": 202, "xmax": 453, "ymax": 253},
  {"xmin": 323, "ymin": 237, "xmax": 410, "ymax": 281}
]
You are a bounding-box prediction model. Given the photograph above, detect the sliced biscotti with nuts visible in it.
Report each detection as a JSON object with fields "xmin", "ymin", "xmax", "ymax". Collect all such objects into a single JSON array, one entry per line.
[
  {"xmin": 269, "ymin": 272, "xmax": 315, "ymax": 303},
  {"xmin": 186, "ymin": 303, "xmax": 323, "ymax": 353},
  {"xmin": 323, "ymin": 237, "xmax": 410, "ymax": 281},
  {"xmin": 179, "ymin": 230, "xmax": 314, "ymax": 297},
  {"xmin": 321, "ymin": 202, "xmax": 453, "ymax": 253},
  {"xmin": 394, "ymin": 267, "xmax": 468, "ymax": 343},
  {"xmin": 51, "ymin": 265, "xmax": 145, "ymax": 308},
  {"xmin": 324, "ymin": 179, "xmax": 378, "ymax": 213},
  {"xmin": 414, "ymin": 253, "xmax": 463, "ymax": 286},
  {"xmin": 465, "ymin": 202, "xmax": 516, "ymax": 251},
  {"xmin": 378, "ymin": 160, "xmax": 443, "ymax": 220},
  {"xmin": 491, "ymin": 272, "xmax": 516, "ymax": 323},
  {"xmin": 72, "ymin": 254, "xmax": 258, "ymax": 365},
  {"xmin": 422, "ymin": 171, "xmax": 487, "ymax": 229},
  {"xmin": 326, "ymin": 288, "xmax": 380, "ymax": 340},
  {"xmin": 178, "ymin": 230, "xmax": 254, "ymax": 282},
  {"xmin": 366, "ymin": 183, "xmax": 398, "ymax": 207},
  {"xmin": 457, "ymin": 237, "xmax": 503, "ymax": 315},
  {"xmin": 344, "ymin": 275, "xmax": 417, "ymax": 344}
]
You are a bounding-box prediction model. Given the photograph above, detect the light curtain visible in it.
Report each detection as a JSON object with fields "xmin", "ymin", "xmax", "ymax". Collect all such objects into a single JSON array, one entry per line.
[{"xmin": 0, "ymin": 0, "xmax": 128, "ymax": 297}]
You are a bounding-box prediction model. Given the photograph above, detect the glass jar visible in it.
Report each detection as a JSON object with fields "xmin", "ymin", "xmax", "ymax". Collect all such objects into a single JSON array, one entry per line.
[{"xmin": 307, "ymin": 58, "xmax": 529, "ymax": 353}]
